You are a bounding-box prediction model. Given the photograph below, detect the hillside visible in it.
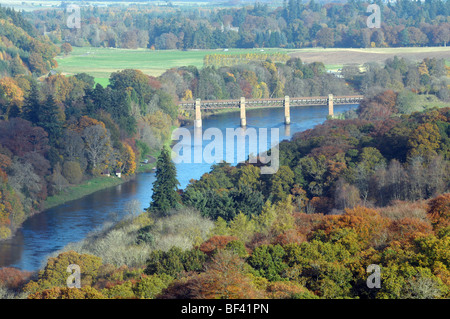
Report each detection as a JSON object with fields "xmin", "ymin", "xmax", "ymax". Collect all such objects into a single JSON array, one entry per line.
[{"xmin": 0, "ymin": 6, "xmax": 59, "ymax": 77}]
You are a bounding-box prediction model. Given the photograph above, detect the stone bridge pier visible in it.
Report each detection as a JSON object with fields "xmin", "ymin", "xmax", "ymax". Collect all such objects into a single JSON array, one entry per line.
[
  {"xmin": 284, "ymin": 96, "xmax": 290, "ymax": 125},
  {"xmin": 194, "ymin": 98, "xmax": 202, "ymax": 128},
  {"xmin": 240, "ymin": 97, "xmax": 246, "ymax": 127},
  {"xmin": 328, "ymin": 94, "xmax": 334, "ymax": 116}
]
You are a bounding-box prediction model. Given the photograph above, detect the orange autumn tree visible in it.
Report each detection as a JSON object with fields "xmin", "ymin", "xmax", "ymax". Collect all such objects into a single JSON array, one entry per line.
[
  {"xmin": 160, "ymin": 250, "xmax": 263, "ymax": 299},
  {"xmin": 198, "ymin": 235, "xmax": 238, "ymax": 257},
  {"xmin": 68, "ymin": 116, "xmax": 106, "ymax": 134},
  {"xmin": 427, "ymin": 193, "xmax": 450, "ymax": 230},
  {"xmin": 313, "ymin": 206, "xmax": 390, "ymax": 247}
]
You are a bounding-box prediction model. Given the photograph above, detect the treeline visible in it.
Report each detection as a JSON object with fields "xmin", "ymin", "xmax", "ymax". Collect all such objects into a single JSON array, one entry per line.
[
  {"xmin": 160, "ymin": 58, "xmax": 353, "ymax": 102},
  {"xmin": 204, "ymin": 53, "xmax": 291, "ymax": 67},
  {"xmin": 25, "ymin": 0, "xmax": 450, "ymax": 50},
  {"xmin": 158, "ymin": 55, "xmax": 449, "ymax": 103},
  {"xmin": 0, "ymin": 6, "xmax": 59, "ymax": 77},
  {"xmin": 344, "ymin": 56, "xmax": 450, "ymax": 99},
  {"xmin": 0, "ymin": 69, "xmax": 179, "ymax": 240}
]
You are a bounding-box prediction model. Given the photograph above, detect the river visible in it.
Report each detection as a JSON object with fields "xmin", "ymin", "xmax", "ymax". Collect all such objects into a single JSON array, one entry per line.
[{"xmin": 0, "ymin": 104, "xmax": 357, "ymax": 271}]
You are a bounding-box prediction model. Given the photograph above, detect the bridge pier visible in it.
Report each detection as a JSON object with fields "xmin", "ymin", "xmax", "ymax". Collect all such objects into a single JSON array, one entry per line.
[
  {"xmin": 328, "ymin": 94, "xmax": 334, "ymax": 116},
  {"xmin": 194, "ymin": 98, "xmax": 202, "ymax": 128},
  {"xmin": 284, "ymin": 96, "xmax": 290, "ymax": 125},
  {"xmin": 240, "ymin": 97, "xmax": 246, "ymax": 127}
]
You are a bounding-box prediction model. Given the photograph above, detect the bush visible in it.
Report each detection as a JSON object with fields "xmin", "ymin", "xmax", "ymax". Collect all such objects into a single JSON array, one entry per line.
[
  {"xmin": 63, "ymin": 161, "xmax": 83, "ymax": 184},
  {"xmin": 136, "ymin": 225, "xmax": 155, "ymax": 245},
  {"xmin": 133, "ymin": 274, "xmax": 174, "ymax": 299},
  {"xmin": 25, "ymin": 251, "xmax": 102, "ymax": 293},
  {"xmin": 248, "ymin": 244, "xmax": 287, "ymax": 282},
  {"xmin": 28, "ymin": 286, "xmax": 106, "ymax": 299}
]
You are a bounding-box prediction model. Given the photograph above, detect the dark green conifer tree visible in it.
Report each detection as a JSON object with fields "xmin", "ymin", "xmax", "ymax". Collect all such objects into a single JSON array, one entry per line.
[
  {"xmin": 150, "ymin": 146, "xmax": 181, "ymax": 215},
  {"xmin": 38, "ymin": 94, "xmax": 63, "ymax": 145},
  {"xmin": 22, "ymin": 82, "xmax": 40, "ymax": 123}
]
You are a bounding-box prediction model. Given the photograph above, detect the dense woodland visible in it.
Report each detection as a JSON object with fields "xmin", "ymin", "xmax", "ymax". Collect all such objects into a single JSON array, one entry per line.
[
  {"xmin": 0, "ymin": 2, "xmax": 449, "ymax": 300},
  {"xmin": 25, "ymin": 0, "xmax": 450, "ymax": 49},
  {"xmin": 2, "ymin": 98, "xmax": 449, "ymax": 300}
]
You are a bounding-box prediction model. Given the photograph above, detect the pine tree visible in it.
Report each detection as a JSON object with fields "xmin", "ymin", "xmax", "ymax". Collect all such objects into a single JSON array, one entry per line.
[
  {"xmin": 38, "ymin": 94, "xmax": 63, "ymax": 144},
  {"xmin": 22, "ymin": 82, "xmax": 40, "ymax": 124},
  {"xmin": 150, "ymin": 146, "xmax": 181, "ymax": 215}
]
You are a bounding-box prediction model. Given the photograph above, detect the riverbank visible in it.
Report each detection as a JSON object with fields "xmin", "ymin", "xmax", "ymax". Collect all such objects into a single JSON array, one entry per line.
[{"xmin": 43, "ymin": 175, "xmax": 134, "ymax": 211}]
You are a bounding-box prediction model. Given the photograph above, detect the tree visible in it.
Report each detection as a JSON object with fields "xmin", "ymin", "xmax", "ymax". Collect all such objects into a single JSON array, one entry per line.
[
  {"xmin": 427, "ymin": 193, "xmax": 450, "ymax": 230},
  {"xmin": 248, "ymin": 244, "xmax": 287, "ymax": 281},
  {"xmin": 62, "ymin": 161, "xmax": 83, "ymax": 184},
  {"xmin": 28, "ymin": 286, "xmax": 106, "ymax": 299},
  {"xmin": 21, "ymin": 82, "xmax": 40, "ymax": 124},
  {"xmin": 408, "ymin": 123, "xmax": 441, "ymax": 161},
  {"xmin": 316, "ymin": 28, "xmax": 334, "ymax": 48},
  {"xmin": 24, "ymin": 251, "xmax": 102, "ymax": 293},
  {"xmin": 149, "ymin": 146, "xmax": 181, "ymax": 215},
  {"xmin": 38, "ymin": 94, "xmax": 63, "ymax": 144},
  {"xmin": 269, "ymin": 165, "xmax": 294, "ymax": 202},
  {"xmin": 159, "ymin": 250, "xmax": 263, "ymax": 299},
  {"xmin": 82, "ymin": 124, "xmax": 112, "ymax": 175},
  {"xmin": 61, "ymin": 43, "xmax": 72, "ymax": 55}
]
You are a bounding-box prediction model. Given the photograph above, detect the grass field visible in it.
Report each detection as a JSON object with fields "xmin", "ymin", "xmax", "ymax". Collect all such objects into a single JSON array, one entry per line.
[
  {"xmin": 56, "ymin": 47, "xmax": 287, "ymax": 85},
  {"xmin": 56, "ymin": 46, "xmax": 450, "ymax": 86}
]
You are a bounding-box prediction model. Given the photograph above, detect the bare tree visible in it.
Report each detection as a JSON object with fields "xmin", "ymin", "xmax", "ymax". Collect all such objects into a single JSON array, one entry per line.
[
  {"xmin": 82, "ymin": 125, "xmax": 112, "ymax": 173},
  {"xmin": 124, "ymin": 199, "xmax": 142, "ymax": 218}
]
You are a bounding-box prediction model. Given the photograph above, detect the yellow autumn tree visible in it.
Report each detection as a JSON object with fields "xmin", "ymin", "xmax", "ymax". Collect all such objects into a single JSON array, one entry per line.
[
  {"xmin": 182, "ymin": 89, "xmax": 193, "ymax": 101},
  {"xmin": 407, "ymin": 123, "xmax": 441, "ymax": 161},
  {"xmin": 0, "ymin": 77, "xmax": 24, "ymax": 103},
  {"xmin": 122, "ymin": 143, "xmax": 136, "ymax": 176}
]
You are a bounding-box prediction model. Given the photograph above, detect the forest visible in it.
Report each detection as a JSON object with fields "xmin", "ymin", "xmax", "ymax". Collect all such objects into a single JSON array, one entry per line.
[
  {"xmin": 0, "ymin": 2, "xmax": 449, "ymax": 300},
  {"xmin": 2, "ymin": 94, "xmax": 449, "ymax": 300},
  {"xmin": 24, "ymin": 0, "xmax": 450, "ymax": 50}
]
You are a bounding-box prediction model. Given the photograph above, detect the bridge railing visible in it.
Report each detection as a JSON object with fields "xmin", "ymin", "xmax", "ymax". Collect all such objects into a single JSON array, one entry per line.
[{"xmin": 178, "ymin": 95, "xmax": 363, "ymax": 109}]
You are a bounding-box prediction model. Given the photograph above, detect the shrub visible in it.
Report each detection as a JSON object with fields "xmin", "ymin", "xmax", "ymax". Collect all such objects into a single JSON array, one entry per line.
[
  {"xmin": 63, "ymin": 161, "xmax": 83, "ymax": 184},
  {"xmin": 28, "ymin": 286, "xmax": 106, "ymax": 299},
  {"xmin": 133, "ymin": 274, "xmax": 174, "ymax": 299},
  {"xmin": 26, "ymin": 251, "xmax": 102, "ymax": 293}
]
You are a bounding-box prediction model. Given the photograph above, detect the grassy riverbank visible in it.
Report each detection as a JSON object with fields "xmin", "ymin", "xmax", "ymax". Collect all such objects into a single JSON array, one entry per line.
[
  {"xmin": 44, "ymin": 123, "xmax": 181, "ymax": 210},
  {"xmin": 43, "ymin": 176, "xmax": 130, "ymax": 211}
]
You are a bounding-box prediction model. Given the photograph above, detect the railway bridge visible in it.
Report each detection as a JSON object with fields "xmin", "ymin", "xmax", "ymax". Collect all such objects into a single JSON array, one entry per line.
[{"xmin": 178, "ymin": 94, "xmax": 364, "ymax": 127}]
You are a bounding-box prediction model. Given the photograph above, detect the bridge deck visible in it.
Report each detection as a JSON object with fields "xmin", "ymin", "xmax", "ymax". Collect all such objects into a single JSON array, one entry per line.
[{"xmin": 178, "ymin": 95, "xmax": 364, "ymax": 109}]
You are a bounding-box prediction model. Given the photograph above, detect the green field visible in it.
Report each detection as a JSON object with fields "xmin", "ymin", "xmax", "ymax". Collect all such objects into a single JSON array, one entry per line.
[
  {"xmin": 56, "ymin": 47, "xmax": 288, "ymax": 86},
  {"xmin": 56, "ymin": 46, "xmax": 450, "ymax": 86}
]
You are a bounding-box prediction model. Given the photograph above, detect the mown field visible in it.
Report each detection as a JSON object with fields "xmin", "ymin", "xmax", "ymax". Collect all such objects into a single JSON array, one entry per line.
[
  {"xmin": 56, "ymin": 47, "xmax": 286, "ymax": 86},
  {"xmin": 56, "ymin": 46, "xmax": 450, "ymax": 86}
]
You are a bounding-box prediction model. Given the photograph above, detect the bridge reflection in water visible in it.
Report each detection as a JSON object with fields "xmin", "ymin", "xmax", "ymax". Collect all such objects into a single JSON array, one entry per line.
[{"xmin": 178, "ymin": 94, "xmax": 364, "ymax": 127}]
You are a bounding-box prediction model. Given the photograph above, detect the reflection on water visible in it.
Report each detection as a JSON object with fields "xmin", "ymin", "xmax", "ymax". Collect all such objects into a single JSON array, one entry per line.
[{"xmin": 0, "ymin": 104, "xmax": 356, "ymax": 271}]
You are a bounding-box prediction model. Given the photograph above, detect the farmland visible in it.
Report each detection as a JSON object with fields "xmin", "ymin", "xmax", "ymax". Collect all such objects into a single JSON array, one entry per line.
[{"xmin": 56, "ymin": 46, "xmax": 450, "ymax": 85}]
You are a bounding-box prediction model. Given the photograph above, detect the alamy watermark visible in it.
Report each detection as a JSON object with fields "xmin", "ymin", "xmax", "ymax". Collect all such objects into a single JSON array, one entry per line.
[
  {"xmin": 366, "ymin": 4, "xmax": 381, "ymax": 29},
  {"xmin": 66, "ymin": 264, "xmax": 81, "ymax": 288},
  {"xmin": 367, "ymin": 264, "xmax": 381, "ymax": 289},
  {"xmin": 171, "ymin": 127, "xmax": 280, "ymax": 174},
  {"xmin": 66, "ymin": 4, "xmax": 81, "ymax": 29}
]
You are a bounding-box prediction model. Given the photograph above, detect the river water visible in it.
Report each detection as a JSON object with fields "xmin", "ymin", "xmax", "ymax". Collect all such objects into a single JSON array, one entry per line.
[{"xmin": 0, "ymin": 104, "xmax": 356, "ymax": 271}]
